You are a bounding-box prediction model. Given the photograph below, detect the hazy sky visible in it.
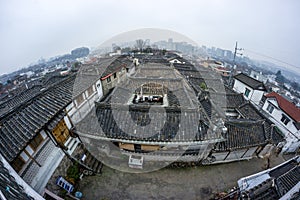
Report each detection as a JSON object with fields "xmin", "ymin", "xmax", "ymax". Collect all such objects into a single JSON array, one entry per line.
[{"xmin": 1, "ymin": 0, "xmax": 300, "ymax": 75}]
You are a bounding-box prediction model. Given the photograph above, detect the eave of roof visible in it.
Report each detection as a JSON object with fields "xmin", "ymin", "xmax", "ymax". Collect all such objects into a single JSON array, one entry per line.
[
  {"xmin": 265, "ymin": 92, "xmax": 300, "ymax": 122},
  {"xmin": 234, "ymin": 73, "xmax": 266, "ymax": 91}
]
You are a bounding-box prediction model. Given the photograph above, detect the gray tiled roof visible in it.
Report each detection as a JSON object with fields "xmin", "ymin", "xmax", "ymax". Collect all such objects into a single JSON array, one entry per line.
[
  {"xmin": 78, "ymin": 62, "xmax": 224, "ymax": 143},
  {"xmin": 215, "ymin": 120, "xmax": 267, "ymax": 151},
  {"xmin": 0, "ymin": 85, "xmax": 43, "ymax": 118},
  {"xmin": 72, "ymin": 56, "xmax": 133, "ymax": 98},
  {"xmin": 237, "ymin": 103, "xmax": 285, "ymax": 144},
  {"xmin": 95, "ymin": 105, "xmax": 211, "ymax": 142},
  {"xmin": 0, "ymin": 75, "xmax": 72, "ymax": 118},
  {"xmin": 0, "ymin": 155, "xmax": 34, "ymax": 199},
  {"xmin": 276, "ymin": 166, "xmax": 300, "ymax": 196},
  {"xmin": 241, "ymin": 156, "xmax": 300, "ymax": 200},
  {"xmin": 234, "ymin": 73, "xmax": 266, "ymax": 90},
  {"xmin": 101, "ymin": 56, "xmax": 133, "ymax": 77},
  {"xmin": 0, "ymin": 75, "xmax": 75, "ymax": 162},
  {"xmin": 241, "ymin": 178, "xmax": 280, "ymax": 200}
]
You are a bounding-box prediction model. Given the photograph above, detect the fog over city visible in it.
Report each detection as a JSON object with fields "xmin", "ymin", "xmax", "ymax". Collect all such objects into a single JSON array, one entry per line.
[{"xmin": 1, "ymin": 0, "xmax": 300, "ymax": 74}]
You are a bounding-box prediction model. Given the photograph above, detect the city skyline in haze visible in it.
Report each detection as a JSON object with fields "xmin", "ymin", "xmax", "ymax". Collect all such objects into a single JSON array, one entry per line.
[{"xmin": 0, "ymin": 0, "xmax": 300, "ymax": 75}]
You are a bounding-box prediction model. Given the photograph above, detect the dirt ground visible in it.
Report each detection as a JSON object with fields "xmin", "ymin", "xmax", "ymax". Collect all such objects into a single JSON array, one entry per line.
[{"xmin": 77, "ymin": 154, "xmax": 285, "ymax": 200}]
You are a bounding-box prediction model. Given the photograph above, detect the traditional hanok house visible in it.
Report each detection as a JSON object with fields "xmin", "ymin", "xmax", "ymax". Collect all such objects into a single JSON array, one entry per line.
[
  {"xmin": 74, "ymin": 62, "xmax": 227, "ymax": 170},
  {"xmin": 69, "ymin": 55, "xmax": 135, "ymax": 124},
  {"xmin": 208, "ymin": 120, "xmax": 272, "ymax": 164},
  {"xmin": 72, "ymin": 53, "xmax": 284, "ymax": 169},
  {"xmin": 198, "ymin": 84, "xmax": 284, "ymax": 164},
  {"xmin": 0, "ymin": 75, "xmax": 80, "ymax": 193},
  {"xmin": 261, "ymin": 92, "xmax": 300, "ymax": 153},
  {"xmin": 233, "ymin": 73, "xmax": 267, "ymax": 106},
  {"xmin": 99, "ymin": 55, "xmax": 134, "ymax": 96},
  {"xmin": 238, "ymin": 156, "xmax": 300, "ymax": 200},
  {"xmin": 236, "ymin": 102, "xmax": 285, "ymax": 147},
  {"xmin": 198, "ymin": 96, "xmax": 284, "ymax": 164},
  {"xmin": 207, "ymin": 87, "xmax": 246, "ymax": 118},
  {"xmin": 171, "ymin": 55, "xmax": 284, "ymax": 164},
  {"xmin": 0, "ymin": 153, "xmax": 43, "ymax": 200}
]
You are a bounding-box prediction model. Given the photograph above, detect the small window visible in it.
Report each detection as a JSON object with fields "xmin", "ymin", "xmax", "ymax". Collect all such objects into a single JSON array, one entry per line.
[
  {"xmin": 12, "ymin": 156, "xmax": 25, "ymax": 172},
  {"xmin": 113, "ymin": 73, "xmax": 117, "ymax": 79},
  {"xmin": 267, "ymin": 104, "xmax": 274, "ymax": 114},
  {"xmin": 107, "ymin": 77, "xmax": 111, "ymax": 83},
  {"xmin": 244, "ymin": 88, "xmax": 251, "ymax": 97},
  {"xmin": 87, "ymin": 85, "xmax": 94, "ymax": 96},
  {"xmin": 30, "ymin": 133, "xmax": 43, "ymax": 151},
  {"xmin": 281, "ymin": 114, "xmax": 290, "ymax": 125},
  {"xmin": 76, "ymin": 93, "xmax": 85, "ymax": 106}
]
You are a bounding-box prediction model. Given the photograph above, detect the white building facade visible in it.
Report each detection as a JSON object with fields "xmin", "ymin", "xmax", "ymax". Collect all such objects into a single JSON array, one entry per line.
[
  {"xmin": 233, "ymin": 73, "xmax": 266, "ymax": 106},
  {"xmin": 262, "ymin": 92, "xmax": 300, "ymax": 152}
]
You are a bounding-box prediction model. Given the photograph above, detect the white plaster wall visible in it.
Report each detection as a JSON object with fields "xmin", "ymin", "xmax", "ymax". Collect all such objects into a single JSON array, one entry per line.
[
  {"xmin": 233, "ymin": 79, "xmax": 264, "ymax": 105},
  {"xmin": 69, "ymin": 92, "xmax": 98, "ymax": 124},
  {"xmin": 262, "ymin": 100, "xmax": 298, "ymax": 134},
  {"xmin": 64, "ymin": 116, "xmax": 72, "ymax": 129},
  {"xmin": 40, "ymin": 130, "xmax": 47, "ymax": 139},
  {"xmin": 233, "ymin": 79, "xmax": 253, "ymax": 101},
  {"xmin": 95, "ymin": 79, "xmax": 104, "ymax": 99},
  {"xmin": 242, "ymin": 147, "xmax": 257, "ymax": 158},
  {"xmin": 25, "ymin": 146, "xmax": 34, "ymax": 155},
  {"xmin": 251, "ymin": 90, "xmax": 264, "ymax": 105},
  {"xmin": 212, "ymin": 151, "xmax": 228, "ymax": 161},
  {"xmin": 0, "ymin": 155, "xmax": 45, "ymax": 200},
  {"xmin": 226, "ymin": 149, "xmax": 247, "ymax": 160}
]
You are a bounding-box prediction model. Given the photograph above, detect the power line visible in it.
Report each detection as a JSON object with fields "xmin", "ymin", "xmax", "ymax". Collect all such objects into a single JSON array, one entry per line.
[{"xmin": 244, "ymin": 49, "xmax": 299, "ymax": 70}]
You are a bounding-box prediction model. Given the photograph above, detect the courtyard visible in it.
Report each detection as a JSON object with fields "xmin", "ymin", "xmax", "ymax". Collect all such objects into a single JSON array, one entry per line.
[{"xmin": 76, "ymin": 154, "xmax": 286, "ymax": 200}]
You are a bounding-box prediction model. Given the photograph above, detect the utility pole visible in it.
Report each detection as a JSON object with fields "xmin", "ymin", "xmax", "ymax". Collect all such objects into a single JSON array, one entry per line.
[
  {"xmin": 229, "ymin": 41, "xmax": 243, "ymax": 87},
  {"xmin": 233, "ymin": 41, "xmax": 243, "ymax": 64}
]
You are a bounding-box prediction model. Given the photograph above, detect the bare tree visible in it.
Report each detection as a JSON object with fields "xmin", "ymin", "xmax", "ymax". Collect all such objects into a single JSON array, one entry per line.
[{"xmin": 135, "ymin": 39, "xmax": 146, "ymax": 51}]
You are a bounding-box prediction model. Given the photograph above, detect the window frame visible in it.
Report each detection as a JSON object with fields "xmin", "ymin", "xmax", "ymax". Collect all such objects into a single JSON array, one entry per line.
[
  {"xmin": 12, "ymin": 156, "xmax": 26, "ymax": 172},
  {"xmin": 87, "ymin": 85, "xmax": 94, "ymax": 97},
  {"xmin": 281, "ymin": 114, "xmax": 290, "ymax": 125},
  {"xmin": 107, "ymin": 76, "xmax": 111, "ymax": 83},
  {"xmin": 75, "ymin": 93, "xmax": 85, "ymax": 106},
  {"xmin": 29, "ymin": 133, "xmax": 44, "ymax": 151},
  {"xmin": 266, "ymin": 103, "xmax": 274, "ymax": 114},
  {"xmin": 244, "ymin": 88, "xmax": 251, "ymax": 97}
]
